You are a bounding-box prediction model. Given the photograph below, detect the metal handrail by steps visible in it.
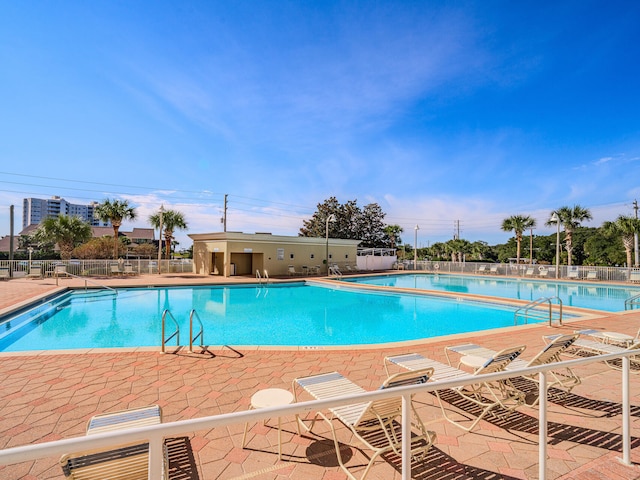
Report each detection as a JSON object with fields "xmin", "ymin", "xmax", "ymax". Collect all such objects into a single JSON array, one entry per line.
[
  {"xmin": 514, "ymin": 296, "xmax": 563, "ymax": 326},
  {"xmin": 62, "ymin": 272, "xmax": 117, "ymax": 295},
  {"xmin": 189, "ymin": 309, "xmax": 204, "ymax": 353},
  {"xmin": 161, "ymin": 309, "xmax": 180, "ymax": 353},
  {"xmin": 624, "ymin": 292, "xmax": 640, "ymax": 310}
]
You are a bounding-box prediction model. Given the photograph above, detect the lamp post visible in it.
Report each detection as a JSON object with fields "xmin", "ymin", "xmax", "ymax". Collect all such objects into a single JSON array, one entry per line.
[
  {"xmin": 325, "ymin": 214, "xmax": 336, "ymax": 275},
  {"xmin": 157, "ymin": 204, "xmax": 164, "ymax": 275},
  {"xmin": 27, "ymin": 247, "xmax": 33, "ymax": 273},
  {"xmin": 414, "ymin": 225, "xmax": 420, "ymax": 270},
  {"xmin": 551, "ymin": 212, "xmax": 560, "ymax": 279}
]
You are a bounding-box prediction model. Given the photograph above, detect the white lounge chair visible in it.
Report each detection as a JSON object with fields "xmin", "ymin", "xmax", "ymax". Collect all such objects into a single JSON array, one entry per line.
[
  {"xmin": 445, "ymin": 335, "xmax": 581, "ymax": 403},
  {"xmin": 489, "ymin": 264, "xmax": 499, "ymax": 275},
  {"xmin": 545, "ymin": 334, "xmax": 640, "ymax": 373},
  {"xmin": 123, "ymin": 264, "xmax": 136, "ymax": 275},
  {"xmin": 293, "ymin": 369, "xmax": 436, "ymax": 480},
  {"xmin": 524, "ymin": 267, "xmax": 535, "ymax": 277},
  {"xmin": 538, "ymin": 267, "xmax": 549, "ymax": 278},
  {"xmin": 0, "ymin": 267, "xmax": 10, "ymax": 280},
  {"xmin": 287, "ymin": 265, "xmax": 302, "ymax": 276},
  {"xmin": 110, "ymin": 264, "xmax": 122, "ymax": 275},
  {"xmin": 567, "ymin": 267, "xmax": 580, "ymax": 280},
  {"xmin": 585, "ymin": 270, "xmax": 598, "ymax": 281},
  {"xmin": 27, "ymin": 265, "xmax": 43, "ymax": 279},
  {"xmin": 477, "ymin": 265, "xmax": 487, "ymax": 274},
  {"xmin": 61, "ymin": 405, "xmax": 164, "ymax": 480},
  {"xmin": 54, "ymin": 264, "xmax": 70, "ymax": 277},
  {"xmin": 385, "ymin": 345, "xmax": 526, "ymax": 432}
]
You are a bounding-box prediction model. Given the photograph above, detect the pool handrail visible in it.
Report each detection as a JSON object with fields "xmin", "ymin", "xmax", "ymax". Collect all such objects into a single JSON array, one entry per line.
[
  {"xmin": 161, "ymin": 309, "xmax": 179, "ymax": 353},
  {"xmin": 189, "ymin": 309, "xmax": 204, "ymax": 353},
  {"xmin": 514, "ymin": 296, "xmax": 563, "ymax": 326}
]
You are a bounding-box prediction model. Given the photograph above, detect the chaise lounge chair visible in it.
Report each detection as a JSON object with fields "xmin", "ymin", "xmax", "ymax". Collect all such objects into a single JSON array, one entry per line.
[
  {"xmin": 444, "ymin": 334, "xmax": 581, "ymax": 404},
  {"xmin": 27, "ymin": 265, "xmax": 43, "ymax": 279},
  {"xmin": 60, "ymin": 405, "xmax": 164, "ymax": 479},
  {"xmin": 0, "ymin": 267, "xmax": 10, "ymax": 280},
  {"xmin": 544, "ymin": 333, "xmax": 640, "ymax": 373},
  {"xmin": 567, "ymin": 267, "xmax": 580, "ymax": 280},
  {"xmin": 585, "ymin": 270, "xmax": 598, "ymax": 281},
  {"xmin": 293, "ymin": 369, "xmax": 437, "ymax": 480},
  {"xmin": 384, "ymin": 345, "xmax": 526, "ymax": 432}
]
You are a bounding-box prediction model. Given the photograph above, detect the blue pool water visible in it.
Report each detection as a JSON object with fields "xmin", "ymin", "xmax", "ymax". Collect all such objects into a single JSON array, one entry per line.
[
  {"xmin": 1, "ymin": 284, "xmax": 528, "ymax": 352},
  {"xmin": 343, "ymin": 274, "xmax": 639, "ymax": 312}
]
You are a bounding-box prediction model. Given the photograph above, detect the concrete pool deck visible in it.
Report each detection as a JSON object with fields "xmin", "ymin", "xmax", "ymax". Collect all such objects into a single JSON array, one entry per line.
[{"xmin": 0, "ymin": 273, "xmax": 639, "ymax": 479}]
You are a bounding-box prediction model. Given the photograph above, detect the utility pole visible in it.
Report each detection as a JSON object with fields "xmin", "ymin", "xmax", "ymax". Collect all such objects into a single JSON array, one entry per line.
[
  {"xmin": 9, "ymin": 205, "xmax": 14, "ymax": 278},
  {"xmin": 634, "ymin": 199, "xmax": 639, "ymax": 266},
  {"xmin": 223, "ymin": 194, "xmax": 228, "ymax": 233}
]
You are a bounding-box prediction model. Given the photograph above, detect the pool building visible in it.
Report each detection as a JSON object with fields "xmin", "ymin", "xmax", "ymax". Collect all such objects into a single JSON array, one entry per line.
[{"xmin": 189, "ymin": 231, "xmax": 363, "ymax": 277}]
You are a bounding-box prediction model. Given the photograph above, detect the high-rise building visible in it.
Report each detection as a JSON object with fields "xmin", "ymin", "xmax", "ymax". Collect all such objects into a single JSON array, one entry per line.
[{"xmin": 22, "ymin": 197, "xmax": 110, "ymax": 228}]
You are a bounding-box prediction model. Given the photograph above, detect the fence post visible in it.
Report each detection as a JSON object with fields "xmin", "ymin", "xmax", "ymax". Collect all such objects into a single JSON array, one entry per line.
[
  {"xmin": 401, "ymin": 393, "xmax": 411, "ymax": 480},
  {"xmin": 148, "ymin": 436, "xmax": 164, "ymax": 479},
  {"xmin": 622, "ymin": 356, "xmax": 631, "ymax": 465},
  {"xmin": 538, "ymin": 371, "xmax": 547, "ymax": 480}
]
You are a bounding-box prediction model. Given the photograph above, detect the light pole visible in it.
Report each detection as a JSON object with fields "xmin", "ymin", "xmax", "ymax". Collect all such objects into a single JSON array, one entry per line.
[
  {"xmin": 551, "ymin": 212, "xmax": 560, "ymax": 279},
  {"xmin": 414, "ymin": 225, "xmax": 420, "ymax": 270},
  {"xmin": 325, "ymin": 214, "xmax": 336, "ymax": 274},
  {"xmin": 157, "ymin": 204, "xmax": 164, "ymax": 275},
  {"xmin": 27, "ymin": 247, "xmax": 33, "ymax": 273}
]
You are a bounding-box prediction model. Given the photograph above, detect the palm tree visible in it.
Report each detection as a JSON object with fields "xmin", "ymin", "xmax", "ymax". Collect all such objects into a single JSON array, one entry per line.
[
  {"xmin": 94, "ymin": 199, "xmax": 137, "ymax": 259},
  {"xmin": 32, "ymin": 215, "xmax": 92, "ymax": 259},
  {"xmin": 546, "ymin": 205, "xmax": 592, "ymax": 266},
  {"xmin": 501, "ymin": 215, "xmax": 537, "ymax": 265},
  {"xmin": 383, "ymin": 225, "xmax": 403, "ymax": 249},
  {"xmin": 149, "ymin": 209, "xmax": 188, "ymax": 260},
  {"xmin": 602, "ymin": 215, "xmax": 640, "ymax": 267}
]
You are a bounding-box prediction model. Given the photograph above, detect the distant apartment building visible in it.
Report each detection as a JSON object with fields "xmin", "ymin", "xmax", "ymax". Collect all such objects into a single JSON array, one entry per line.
[{"xmin": 22, "ymin": 197, "xmax": 110, "ymax": 228}]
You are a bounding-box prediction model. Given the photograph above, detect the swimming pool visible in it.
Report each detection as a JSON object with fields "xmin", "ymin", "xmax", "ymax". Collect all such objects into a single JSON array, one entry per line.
[
  {"xmin": 1, "ymin": 284, "xmax": 533, "ymax": 352},
  {"xmin": 342, "ymin": 274, "xmax": 639, "ymax": 312}
]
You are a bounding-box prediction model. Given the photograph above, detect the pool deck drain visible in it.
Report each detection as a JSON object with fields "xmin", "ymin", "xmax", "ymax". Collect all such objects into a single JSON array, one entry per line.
[{"xmin": 0, "ymin": 273, "xmax": 639, "ymax": 479}]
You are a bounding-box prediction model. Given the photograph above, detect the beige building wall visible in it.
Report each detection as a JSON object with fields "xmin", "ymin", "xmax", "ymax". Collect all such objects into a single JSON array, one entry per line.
[{"xmin": 189, "ymin": 232, "xmax": 361, "ymax": 277}]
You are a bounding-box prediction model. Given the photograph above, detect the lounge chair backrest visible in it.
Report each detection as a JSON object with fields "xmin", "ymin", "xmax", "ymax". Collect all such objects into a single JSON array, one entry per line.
[
  {"xmin": 527, "ymin": 334, "xmax": 579, "ymax": 366},
  {"xmin": 475, "ymin": 345, "xmax": 526, "ymax": 375},
  {"xmin": 355, "ymin": 368, "xmax": 433, "ymax": 426},
  {"xmin": 380, "ymin": 367, "xmax": 433, "ymax": 389}
]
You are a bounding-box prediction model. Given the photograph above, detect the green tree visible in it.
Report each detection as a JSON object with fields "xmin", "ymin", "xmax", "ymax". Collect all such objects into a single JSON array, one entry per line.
[
  {"xmin": 299, "ymin": 197, "xmax": 389, "ymax": 248},
  {"xmin": 546, "ymin": 205, "xmax": 592, "ymax": 266},
  {"xmin": 32, "ymin": 215, "xmax": 92, "ymax": 259},
  {"xmin": 383, "ymin": 225, "xmax": 403, "ymax": 249},
  {"xmin": 149, "ymin": 209, "xmax": 188, "ymax": 260},
  {"xmin": 602, "ymin": 215, "xmax": 640, "ymax": 267},
  {"xmin": 72, "ymin": 237, "xmax": 124, "ymax": 259},
  {"xmin": 95, "ymin": 199, "xmax": 137, "ymax": 259},
  {"xmin": 501, "ymin": 215, "xmax": 537, "ymax": 265},
  {"xmin": 583, "ymin": 228, "xmax": 624, "ymax": 266}
]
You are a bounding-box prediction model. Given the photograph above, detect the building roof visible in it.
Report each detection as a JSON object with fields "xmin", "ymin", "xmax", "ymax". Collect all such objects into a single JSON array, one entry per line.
[
  {"xmin": 189, "ymin": 231, "xmax": 361, "ymax": 247},
  {"xmin": 129, "ymin": 228, "xmax": 155, "ymax": 240},
  {"xmin": 0, "ymin": 236, "xmax": 13, "ymax": 253}
]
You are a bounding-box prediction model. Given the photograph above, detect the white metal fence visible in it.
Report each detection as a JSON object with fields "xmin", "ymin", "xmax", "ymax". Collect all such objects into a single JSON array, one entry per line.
[
  {"xmin": 0, "ymin": 351, "xmax": 635, "ymax": 480},
  {"xmin": 401, "ymin": 261, "xmax": 640, "ymax": 283},
  {"xmin": 0, "ymin": 259, "xmax": 193, "ymax": 277}
]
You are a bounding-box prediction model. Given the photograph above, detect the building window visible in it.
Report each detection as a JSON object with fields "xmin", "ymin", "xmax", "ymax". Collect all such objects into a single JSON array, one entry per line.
[
  {"xmin": 277, "ymin": 248, "xmax": 284, "ymax": 260},
  {"xmin": 290, "ymin": 253, "xmax": 295, "ymax": 259},
  {"xmin": 310, "ymin": 253, "xmax": 315, "ymax": 259}
]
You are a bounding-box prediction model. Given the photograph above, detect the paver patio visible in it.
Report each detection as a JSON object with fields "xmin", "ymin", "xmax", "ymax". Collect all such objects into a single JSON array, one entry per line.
[{"xmin": 0, "ymin": 274, "xmax": 639, "ymax": 479}]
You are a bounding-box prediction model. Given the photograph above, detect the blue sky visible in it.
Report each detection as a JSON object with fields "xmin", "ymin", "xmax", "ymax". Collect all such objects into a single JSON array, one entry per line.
[{"xmin": 1, "ymin": 1, "xmax": 639, "ymax": 249}]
